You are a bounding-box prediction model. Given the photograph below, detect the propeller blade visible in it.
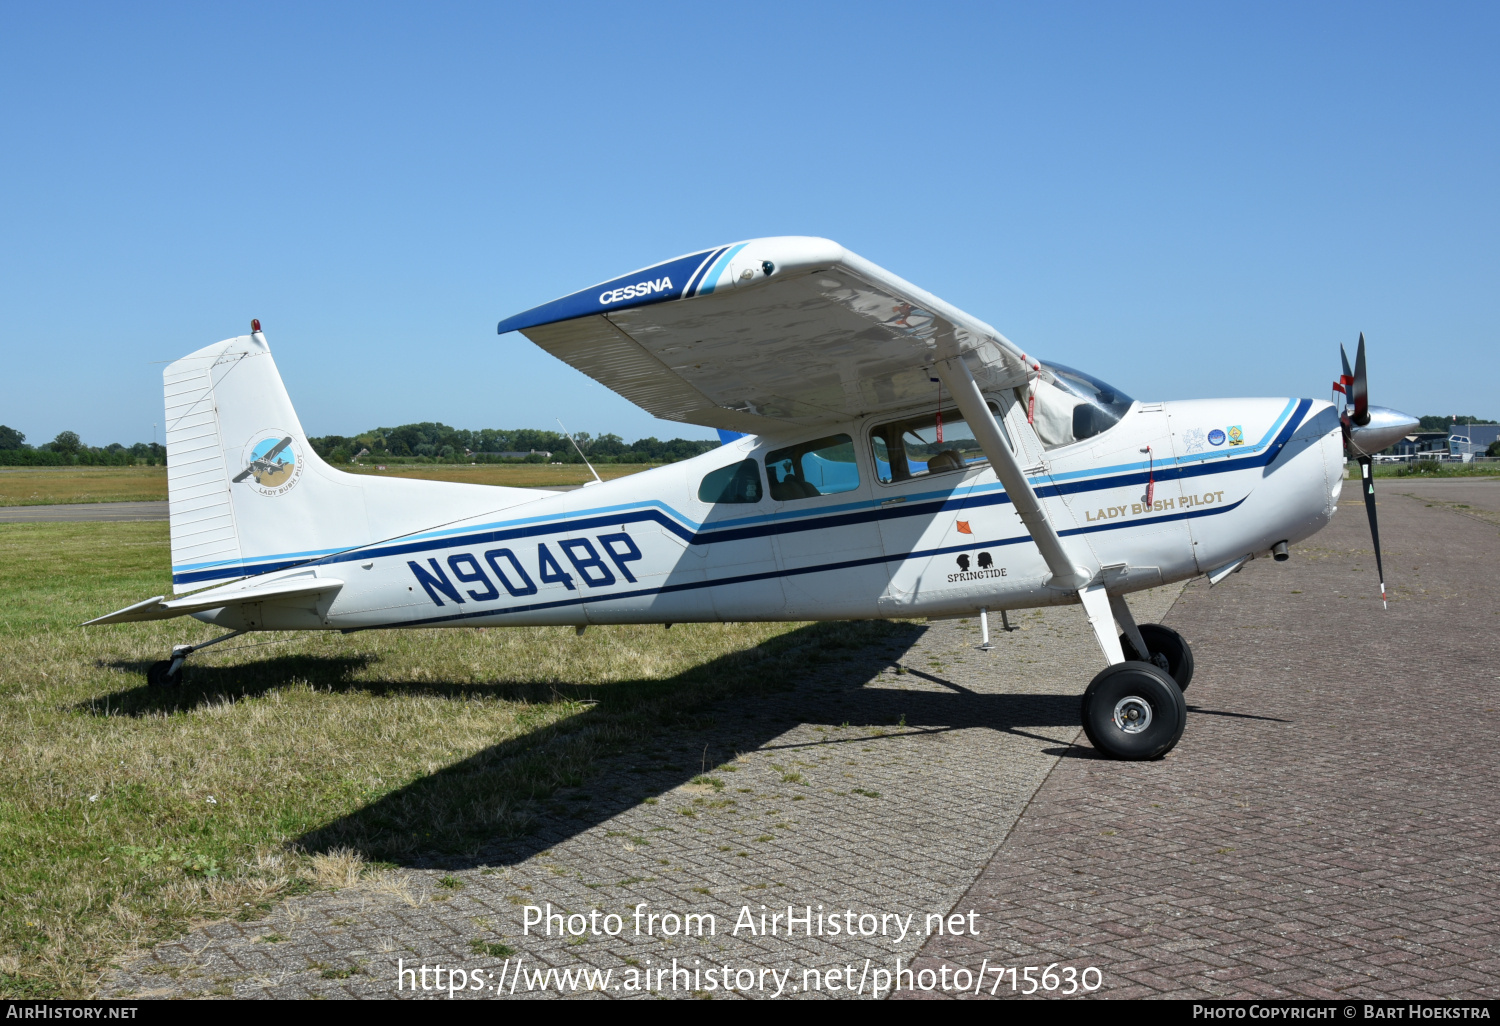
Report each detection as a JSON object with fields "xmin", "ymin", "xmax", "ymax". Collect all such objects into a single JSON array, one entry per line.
[
  {"xmin": 1357, "ymin": 455, "xmax": 1387, "ymax": 609},
  {"xmin": 1350, "ymin": 333, "xmax": 1370, "ymax": 425},
  {"xmin": 1340, "ymin": 342, "xmax": 1353, "ymax": 385}
]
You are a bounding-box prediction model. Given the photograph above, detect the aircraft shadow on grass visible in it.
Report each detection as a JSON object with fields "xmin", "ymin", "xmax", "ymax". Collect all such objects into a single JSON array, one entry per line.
[{"xmin": 86, "ymin": 622, "xmax": 1258, "ymax": 871}]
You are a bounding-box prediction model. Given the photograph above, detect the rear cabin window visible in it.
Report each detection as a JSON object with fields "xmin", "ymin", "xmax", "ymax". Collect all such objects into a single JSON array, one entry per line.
[
  {"xmin": 697, "ymin": 459, "xmax": 763, "ymax": 504},
  {"xmin": 763, "ymin": 434, "xmax": 860, "ymax": 501},
  {"xmin": 869, "ymin": 402, "xmax": 1002, "ymax": 484}
]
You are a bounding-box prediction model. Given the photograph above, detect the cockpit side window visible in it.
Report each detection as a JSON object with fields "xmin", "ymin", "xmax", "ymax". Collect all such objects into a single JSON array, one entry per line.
[
  {"xmin": 869, "ymin": 402, "xmax": 1004, "ymax": 484},
  {"xmin": 763, "ymin": 434, "xmax": 859, "ymax": 502},
  {"xmin": 1025, "ymin": 363, "xmax": 1134, "ymax": 450}
]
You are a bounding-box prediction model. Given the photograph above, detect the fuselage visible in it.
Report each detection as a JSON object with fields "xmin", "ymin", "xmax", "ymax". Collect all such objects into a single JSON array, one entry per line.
[{"xmin": 194, "ymin": 392, "xmax": 1345, "ymax": 633}]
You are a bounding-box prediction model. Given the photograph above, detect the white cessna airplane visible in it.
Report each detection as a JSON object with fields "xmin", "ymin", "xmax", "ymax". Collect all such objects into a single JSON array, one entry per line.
[{"xmin": 88, "ymin": 238, "xmax": 1416, "ymax": 759}]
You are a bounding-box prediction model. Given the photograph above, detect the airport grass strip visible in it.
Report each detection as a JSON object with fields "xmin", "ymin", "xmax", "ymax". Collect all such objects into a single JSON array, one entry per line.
[
  {"xmin": 0, "ymin": 463, "xmax": 657, "ymax": 507},
  {"xmin": 0, "ymin": 520, "xmax": 901, "ymax": 997}
]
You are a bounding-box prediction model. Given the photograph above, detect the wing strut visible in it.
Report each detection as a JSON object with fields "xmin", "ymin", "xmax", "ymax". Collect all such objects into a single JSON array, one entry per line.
[
  {"xmin": 934, "ymin": 355, "xmax": 1088, "ymax": 590},
  {"xmin": 935, "ymin": 356, "xmax": 1123, "ymax": 664}
]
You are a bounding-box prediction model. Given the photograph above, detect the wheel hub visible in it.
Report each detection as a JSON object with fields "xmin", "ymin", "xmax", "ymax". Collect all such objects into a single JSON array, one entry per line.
[{"xmin": 1112, "ymin": 696, "xmax": 1153, "ymax": 734}]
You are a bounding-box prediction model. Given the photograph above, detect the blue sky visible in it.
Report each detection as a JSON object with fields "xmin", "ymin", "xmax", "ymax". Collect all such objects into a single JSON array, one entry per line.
[{"xmin": 2, "ymin": 2, "xmax": 1496, "ymax": 447}]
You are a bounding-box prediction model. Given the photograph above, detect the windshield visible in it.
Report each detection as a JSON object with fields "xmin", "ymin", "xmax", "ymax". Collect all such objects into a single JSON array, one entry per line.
[{"xmin": 1030, "ymin": 362, "xmax": 1135, "ymax": 448}]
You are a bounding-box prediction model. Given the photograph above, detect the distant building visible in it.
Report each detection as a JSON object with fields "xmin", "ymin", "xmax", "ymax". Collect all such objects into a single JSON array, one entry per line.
[
  {"xmin": 1389, "ymin": 432, "xmax": 1449, "ymax": 457},
  {"xmin": 1449, "ymin": 424, "xmax": 1500, "ymax": 456},
  {"xmin": 1382, "ymin": 424, "xmax": 1497, "ymax": 458}
]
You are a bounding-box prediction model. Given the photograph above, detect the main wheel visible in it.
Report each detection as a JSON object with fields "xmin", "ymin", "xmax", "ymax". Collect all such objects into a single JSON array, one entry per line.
[
  {"xmin": 146, "ymin": 660, "xmax": 180, "ymax": 687},
  {"xmin": 1119, "ymin": 623, "xmax": 1194, "ymax": 690},
  {"xmin": 1081, "ymin": 661, "xmax": 1186, "ymax": 760}
]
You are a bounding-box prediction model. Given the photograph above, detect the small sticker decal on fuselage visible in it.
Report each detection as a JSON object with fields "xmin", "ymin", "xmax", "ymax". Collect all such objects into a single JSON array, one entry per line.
[
  {"xmin": 1207, "ymin": 429, "xmax": 1226, "ymax": 447},
  {"xmin": 949, "ymin": 551, "xmax": 1007, "ymax": 583}
]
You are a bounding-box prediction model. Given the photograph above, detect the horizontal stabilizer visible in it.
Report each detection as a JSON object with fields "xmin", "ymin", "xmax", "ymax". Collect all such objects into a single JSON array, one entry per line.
[{"xmin": 83, "ymin": 575, "xmax": 344, "ymax": 625}]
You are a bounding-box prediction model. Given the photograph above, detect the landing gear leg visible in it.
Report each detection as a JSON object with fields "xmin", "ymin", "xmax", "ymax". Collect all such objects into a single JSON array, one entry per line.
[
  {"xmin": 1108, "ymin": 594, "xmax": 1194, "ymax": 689},
  {"xmin": 1078, "ymin": 583, "xmax": 1127, "ymax": 665},
  {"xmin": 1108, "ymin": 594, "xmax": 1156, "ymax": 668},
  {"xmin": 146, "ymin": 630, "xmax": 246, "ymax": 687}
]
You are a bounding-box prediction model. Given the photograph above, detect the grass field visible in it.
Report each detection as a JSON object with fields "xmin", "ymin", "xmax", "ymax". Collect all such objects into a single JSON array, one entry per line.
[
  {"xmin": 0, "ymin": 467, "xmax": 169, "ymax": 506},
  {"xmin": 0, "ymin": 463, "xmax": 652, "ymax": 506},
  {"xmin": 0, "ymin": 521, "xmax": 899, "ymax": 997}
]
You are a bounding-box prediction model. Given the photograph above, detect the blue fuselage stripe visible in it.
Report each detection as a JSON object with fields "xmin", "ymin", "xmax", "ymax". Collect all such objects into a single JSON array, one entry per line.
[
  {"xmin": 355, "ymin": 495, "xmax": 1249, "ymax": 630},
  {"xmin": 171, "ymin": 399, "xmax": 1313, "ymax": 587}
]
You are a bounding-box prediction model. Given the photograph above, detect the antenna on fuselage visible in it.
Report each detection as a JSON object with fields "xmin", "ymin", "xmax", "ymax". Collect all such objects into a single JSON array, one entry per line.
[{"xmin": 557, "ymin": 418, "xmax": 603, "ymax": 486}]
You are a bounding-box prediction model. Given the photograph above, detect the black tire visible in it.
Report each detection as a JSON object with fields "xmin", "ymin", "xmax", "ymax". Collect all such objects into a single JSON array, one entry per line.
[
  {"xmin": 1081, "ymin": 661, "xmax": 1186, "ymax": 760},
  {"xmin": 146, "ymin": 660, "xmax": 180, "ymax": 687},
  {"xmin": 1119, "ymin": 623, "xmax": 1194, "ymax": 690}
]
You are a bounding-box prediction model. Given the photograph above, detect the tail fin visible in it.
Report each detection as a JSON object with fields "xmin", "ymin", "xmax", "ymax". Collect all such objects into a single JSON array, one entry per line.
[{"xmin": 164, "ymin": 327, "xmax": 541, "ymax": 593}]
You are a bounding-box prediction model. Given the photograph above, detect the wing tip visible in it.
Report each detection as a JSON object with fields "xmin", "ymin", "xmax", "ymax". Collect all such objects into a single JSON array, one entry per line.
[{"xmin": 496, "ymin": 237, "xmax": 850, "ymax": 336}]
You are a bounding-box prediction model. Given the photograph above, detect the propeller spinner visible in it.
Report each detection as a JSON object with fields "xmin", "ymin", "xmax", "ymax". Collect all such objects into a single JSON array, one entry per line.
[{"xmin": 1334, "ymin": 334, "xmax": 1419, "ymax": 609}]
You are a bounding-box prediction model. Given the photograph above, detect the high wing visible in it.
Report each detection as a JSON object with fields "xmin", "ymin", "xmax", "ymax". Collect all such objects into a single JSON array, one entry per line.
[{"xmin": 497, "ymin": 237, "xmax": 1039, "ymax": 434}]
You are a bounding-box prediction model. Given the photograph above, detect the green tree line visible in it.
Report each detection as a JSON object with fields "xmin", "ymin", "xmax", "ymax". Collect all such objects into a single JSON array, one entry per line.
[
  {"xmin": 0, "ymin": 426, "xmax": 165, "ymax": 466},
  {"xmin": 0, "ymin": 420, "xmax": 720, "ymax": 468},
  {"xmin": 1417, "ymin": 415, "xmax": 1496, "ymax": 430},
  {"xmin": 10, "ymin": 413, "xmax": 1493, "ymax": 468},
  {"xmin": 305, "ymin": 423, "xmax": 721, "ymax": 465}
]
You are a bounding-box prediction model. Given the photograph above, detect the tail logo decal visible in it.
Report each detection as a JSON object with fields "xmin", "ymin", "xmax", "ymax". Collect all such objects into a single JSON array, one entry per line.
[{"xmin": 233, "ymin": 432, "xmax": 303, "ymax": 496}]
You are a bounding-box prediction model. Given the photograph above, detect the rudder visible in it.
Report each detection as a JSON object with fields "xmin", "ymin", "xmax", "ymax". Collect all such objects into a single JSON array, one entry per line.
[{"xmin": 163, "ymin": 326, "xmax": 542, "ymax": 594}]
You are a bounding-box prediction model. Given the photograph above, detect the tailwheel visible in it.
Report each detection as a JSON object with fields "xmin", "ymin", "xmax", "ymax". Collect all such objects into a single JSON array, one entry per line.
[
  {"xmin": 1119, "ymin": 623, "xmax": 1194, "ymax": 690},
  {"xmin": 1081, "ymin": 661, "xmax": 1186, "ymax": 760},
  {"xmin": 146, "ymin": 659, "xmax": 181, "ymax": 687},
  {"xmin": 143, "ymin": 633, "xmax": 242, "ymax": 688}
]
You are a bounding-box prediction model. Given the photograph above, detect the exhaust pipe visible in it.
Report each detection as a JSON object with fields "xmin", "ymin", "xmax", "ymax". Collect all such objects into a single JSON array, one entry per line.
[{"xmin": 1272, "ymin": 541, "xmax": 1289, "ymax": 562}]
